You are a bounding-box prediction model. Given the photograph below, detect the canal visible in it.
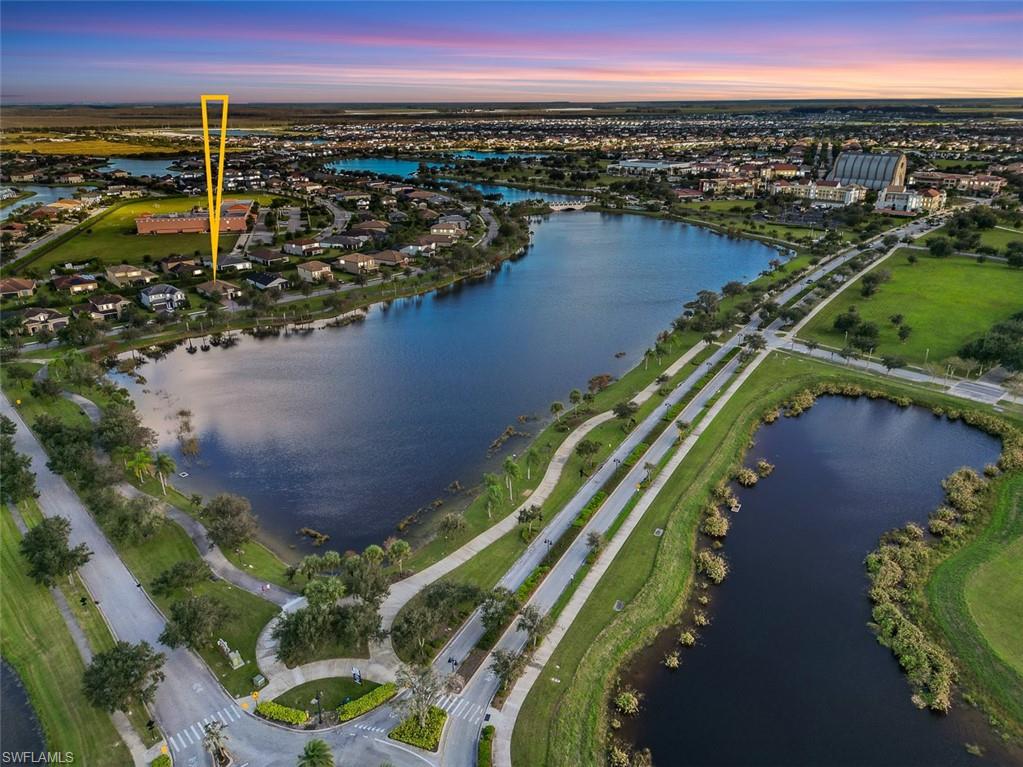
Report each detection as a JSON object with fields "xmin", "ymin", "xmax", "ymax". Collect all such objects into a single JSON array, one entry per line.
[
  {"xmin": 114, "ymin": 211, "xmax": 780, "ymax": 556},
  {"xmin": 618, "ymin": 395, "xmax": 1019, "ymax": 766}
]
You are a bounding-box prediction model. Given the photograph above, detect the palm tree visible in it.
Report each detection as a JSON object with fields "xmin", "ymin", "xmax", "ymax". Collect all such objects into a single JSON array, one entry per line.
[
  {"xmin": 154, "ymin": 453, "xmax": 175, "ymax": 496},
  {"xmin": 549, "ymin": 401, "xmax": 564, "ymax": 423},
  {"xmin": 569, "ymin": 389, "xmax": 582, "ymax": 407},
  {"xmin": 112, "ymin": 445, "xmax": 132, "ymax": 470},
  {"xmin": 524, "ymin": 446, "xmax": 539, "ymax": 481},
  {"xmin": 503, "ymin": 456, "xmax": 521, "ymax": 501},
  {"xmin": 202, "ymin": 721, "xmax": 230, "ymax": 765},
  {"xmin": 127, "ymin": 449, "xmax": 154, "ymax": 482},
  {"xmin": 483, "ymin": 473, "xmax": 502, "ymax": 519},
  {"xmin": 387, "ymin": 539, "xmax": 411, "ymax": 572},
  {"xmin": 517, "ymin": 605, "xmax": 552, "ymax": 648},
  {"xmin": 298, "ymin": 739, "xmax": 334, "ymax": 767}
]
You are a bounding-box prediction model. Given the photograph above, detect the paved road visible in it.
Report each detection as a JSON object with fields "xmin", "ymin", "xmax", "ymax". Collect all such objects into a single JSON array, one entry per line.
[
  {"xmin": 6, "ymin": 203, "xmax": 113, "ymax": 267},
  {"xmin": 1, "ymin": 395, "xmax": 439, "ymax": 767}
]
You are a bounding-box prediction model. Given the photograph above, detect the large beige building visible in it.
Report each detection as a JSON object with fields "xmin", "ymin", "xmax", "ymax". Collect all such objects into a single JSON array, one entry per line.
[{"xmin": 770, "ymin": 179, "xmax": 866, "ymax": 206}]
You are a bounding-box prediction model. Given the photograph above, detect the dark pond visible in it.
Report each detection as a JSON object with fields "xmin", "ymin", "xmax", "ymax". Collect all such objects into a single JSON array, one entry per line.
[
  {"xmin": 0, "ymin": 660, "xmax": 45, "ymax": 757},
  {"xmin": 102, "ymin": 158, "xmax": 181, "ymax": 177},
  {"xmin": 113, "ymin": 212, "xmax": 779, "ymax": 557},
  {"xmin": 620, "ymin": 395, "xmax": 1021, "ymax": 766}
]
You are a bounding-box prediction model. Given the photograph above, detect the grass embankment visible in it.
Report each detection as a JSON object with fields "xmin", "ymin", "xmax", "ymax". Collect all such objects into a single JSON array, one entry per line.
[
  {"xmin": 273, "ymin": 677, "xmax": 380, "ymax": 712},
  {"xmin": 402, "ymin": 329, "xmax": 704, "ymax": 574},
  {"xmin": 1, "ymin": 190, "xmax": 35, "ymax": 209},
  {"xmin": 929, "ymin": 473, "xmax": 1023, "ymax": 738},
  {"xmin": 512, "ymin": 352, "xmax": 1023, "ymax": 767},
  {"xmin": 19, "ymin": 195, "xmax": 278, "ymax": 272},
  {"xmin": 801, "ymin": 252, "xmax": 1023, "ymax": 365},
  {"xmin": 1, "ymin": 506, "xmax": 133, "ymax": 766}
]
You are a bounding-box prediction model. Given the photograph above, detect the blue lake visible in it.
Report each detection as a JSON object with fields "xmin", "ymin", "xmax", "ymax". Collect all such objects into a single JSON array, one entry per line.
[
  {"xmin": 328, "ymin": 157, "xmax": 437, "ymax": 178},
  {"xmin": 621, "ymin": 396, "xmax": 1019, "ymax": 766},
  {"xmin": 115, "ymin": 212, "xmax": 780, "ymax": 556},
  {"xmin": 0, "ymin": 184, "xmax": 95, "ymax": 222},
  {"xmin": 102, "ymin": 158, "xmax": 180, "ymax": 177}
]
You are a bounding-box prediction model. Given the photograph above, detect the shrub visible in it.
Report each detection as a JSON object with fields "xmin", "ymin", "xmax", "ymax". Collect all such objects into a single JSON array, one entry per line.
[
  {"xmin": 388, "ymin": 706, "xmax": 447, "ymax": 751},
  {"xmin": 477, "ymin": 724, "xmax": 495, "ymax": 767},
  {"xmin": 613, "ymin": 688, "xmax": 640, "ymax": 716},
  {"xmin": 150, "ymin": 756, "xmax": 172, "ymax": 767},
  {"xmin": 735, "ymin": 467, "xmax": 758, "ymax": 487},
  {"xmin": 337, "ymin": 682, "xmax": 397, "ymax": 722},
  {"xmin": 516, "ymin": 565, "xmax": 550, "ymax": 601},
  {"xmin": 255, "ymin": 700, "xmax": 309, "ymax": 726},
  {"xmin": 756, "ymin": 459, "xmax": 775, "ymax": 477},
  {"xmin": 696, "ymin": 550, "xmax": 729, "ymax": 584},
  {"xmin": 700, "ymin": 508, "xmax": 730, "ymax": 538},
  {"xmin": 679, "ymin": 630, "xmax": 697, "ymax": 647},
  {"xmin": 573, "ymin": 491, "xmax": 608, "ymax": 527},
  {"xmin": 663, "ymin": 651, "xmax": 680, "ymax": 669}
]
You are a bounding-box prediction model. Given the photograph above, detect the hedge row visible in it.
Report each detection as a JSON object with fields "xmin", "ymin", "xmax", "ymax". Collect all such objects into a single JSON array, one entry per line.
[
  {"xmin": 478, "ymin": 724, "xmax": 495, "ymax": 766},
  {"xmin": 572, "ymin": 491, "xmax": 608, "ymax": 528},
  {"xmin": 150, "ymin": 756, "xmax": 171, "ymax": 767},
  {"xmin": 256, "ymin": 700, "xmax": 309, "ymax": 726},
  {"xmin": 337, "ymin": 682, "xmax": 398, "ymax": 722},
  {"xmin": 388, "ymin": 706, "xmax": 447, "ymax": 752},
  {"xmin": 516, "ymin": 564, "xmax": 550, "ymax": 602}
]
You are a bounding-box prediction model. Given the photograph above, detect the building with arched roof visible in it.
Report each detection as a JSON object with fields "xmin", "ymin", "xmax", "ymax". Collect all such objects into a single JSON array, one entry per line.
[{"xmin": 827, "ymin": 151, "xmax": 906, "ymax": 191}]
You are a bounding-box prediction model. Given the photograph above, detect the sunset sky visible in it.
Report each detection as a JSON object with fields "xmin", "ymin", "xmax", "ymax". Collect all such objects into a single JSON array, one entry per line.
[{"xmin": 2, "ymin": 1, "xmax": 1021, "ymax": 103}]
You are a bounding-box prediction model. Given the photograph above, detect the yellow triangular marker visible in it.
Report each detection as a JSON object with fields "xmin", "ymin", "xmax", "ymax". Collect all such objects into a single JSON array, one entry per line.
[{"xmin": 200, "ymin": 94, "xmax": 230, "ymax": 282}]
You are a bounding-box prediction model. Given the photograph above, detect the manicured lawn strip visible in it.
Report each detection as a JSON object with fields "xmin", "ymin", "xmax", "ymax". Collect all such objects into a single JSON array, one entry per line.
[
  {"xmin": 113, "ymin": 521, "xmax": 279, "ymax": 697},
  {"xmin": 1, "ymin": 364, "xmax": 93, "ymax": 430},
  {"xmin": 403, "ymin": 330, "xmax": 703, "ymax": 573},
  {"xmin": 512, "ymin": 353, "xmax": 1023, "ymax": 767},
  {"xmin": 1, "ymin": 506, "xmax": 133, "ymax": 766},
  {"xmin": 277, "ymin": 678, "xmax": 380, "ymax": 718},
  {"xmin": 335, "ymin": 682, "xmax": 396, "ymax": 722},
  {"xmin": 929, "ymin": 473, "xmax": 1023, "ymax": 738},
  {"xmin": 388, "ymin": 706, "xmax": 447, "ymax": 752},
  {"xmin": 2, "ymin": 138, "xmax": 188, "ymax": 155},
  {"xmin": 478, "ymin": 724, "xmax": 495, "ymax": 766},
  {"xmin": 800, "ymin": 252, "xmax": 1023, "ymax": 365}
]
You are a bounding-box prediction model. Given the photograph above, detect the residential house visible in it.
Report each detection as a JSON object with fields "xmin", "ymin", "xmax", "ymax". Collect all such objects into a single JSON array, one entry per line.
[
  {"xmin": 247, "ymin": 272, "xmax": 290, "ymax": 291},
  {"xmin": 74, "ymin": 294, "xmax": 132, "ymax": 322},
  {"xmin": 283, "ymin": 238, "xmax": 324, "ymax": 257},
  {"xmin": 106, "ymin": 264, "xmax": 159, "ymax": 287},
  {"xmin": 195, "ymin": 280, "xmax": 242, "ymax": 300},
  {"xmin": 249, "ymin": 249, "xmax": 291, "ymax": 267},
  {"xmin": 59, "ymin": 173, "xmax": 85, "ymax": 184},
  {"xmin": 159, "ymin": 255, "xmax": 205, "ymax": 278},
  {"xmin": 296, "ymin": 260, "xmax": 334, "ymax": 283},
  {"xmin": 212, "ymin": 254, "xmax": 254, "ymax": 273},
  {"xmin": 19, "ymin": 307, "xmax": 68, "ymax": 335},
  {"xmin": 0, "ymin": 277, "xmax": 36, "ymax": 300},
  {"xmin": 430, "ymin": 222, "xmax": 466, "ymax": 238},
  {"xmin": 415, "ymin": 234, "xmax": 456, "ymax": 249},
  {"xmin": 139, "ymin": 284, "xmax": 187, "ymax": 313},
  {"xmin": 321, "ymin": 234, "xmax": 369, "ymax": 250},
  {"xmin": 371, "ymin": 250, "xmax": 410, "ymax": 268},
  {"xmin": 52, "ymin": 274, "xmax": 99, "ymax": 295},
  {"xmin": 336, "ymin": 253, "xmax": 379, "ymax": 275}
]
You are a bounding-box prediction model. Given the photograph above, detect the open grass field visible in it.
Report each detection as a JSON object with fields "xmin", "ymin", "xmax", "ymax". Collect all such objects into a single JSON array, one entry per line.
[
  {"xmin": 1, "ymin": 134, "xmax": 188, "ymax": 156},
  {"xmin": 113, "ymin": 515, "xmax": 279, "ymax": 697},
  {"xmin": 800, "ymin": 252, "xmax": 1023, "ymax": 365},
  {"xmin": 23, "ymin": 194, "xmax": 276, "ymax": 273},
  {"xmin": 967, "ymin": 531, "xmax": 1023, "ymax": 675},
  {"xmin": 273, "ymin": 677, "xmax": 379, "ymax": 712},
  {"xmin": 1, "ymin": 505, "xmax": 133, "ymax": 766},
  {"xmin": 930, "ymin": 472, "xmax": 1023, "ymax": 739},
  {"xmin": 512, "ymin": 352, "xmax": 1023, "ymax": 767},
  {"xmin": 920, "ymin": 224, "xmax": 1023, "ymax": 252}
]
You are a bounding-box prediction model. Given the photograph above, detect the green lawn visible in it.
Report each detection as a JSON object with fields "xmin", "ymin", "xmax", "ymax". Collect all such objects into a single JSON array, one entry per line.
[
  {"xmin": 930, "ymin": 472, "xmax": 1023, "ymax": 740},
  {"xmin": 512, "ymin": 353, "xmax": 1023, "ymax": 767},
  {"xmin": 1, "ymin": 506, "xmax": 133, "ymax": 765},
  {"xmin": 920, "ymin": 224, "xmax": 1023, "ymax": 252},
  {"xmin": 967, "ymin": 533, "xmax": 1023, "ymax": 675},
  {"xmin": 23, "ymin": 194, "xmax": 281, "ymax": 273},
  {"xmin": 800, "ymin": 252, "xmax": 1023, "ymax": 365},
  {"xmin": 273, "ymin": 677, "xmax": 379, "ymax": 712},
  {"xmin": 114, "ymin": 521, "xmax": 279, "ymax": 697}
]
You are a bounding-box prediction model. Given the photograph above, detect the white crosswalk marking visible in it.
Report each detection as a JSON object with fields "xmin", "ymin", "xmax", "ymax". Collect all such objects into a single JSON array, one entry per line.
[
  {"xmin": 190, "ymin": 724, "xmax": 202, "ymax": 741},
  {"xmin": 182, "ymin": 728, "xmax": 194, "ymax": 744}
]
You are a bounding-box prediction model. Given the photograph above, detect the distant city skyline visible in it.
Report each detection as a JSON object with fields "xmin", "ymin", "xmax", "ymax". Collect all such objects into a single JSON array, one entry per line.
[{"xmin": 2, "ymin": 1, "xmax": 1022, "ymax": 104}]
